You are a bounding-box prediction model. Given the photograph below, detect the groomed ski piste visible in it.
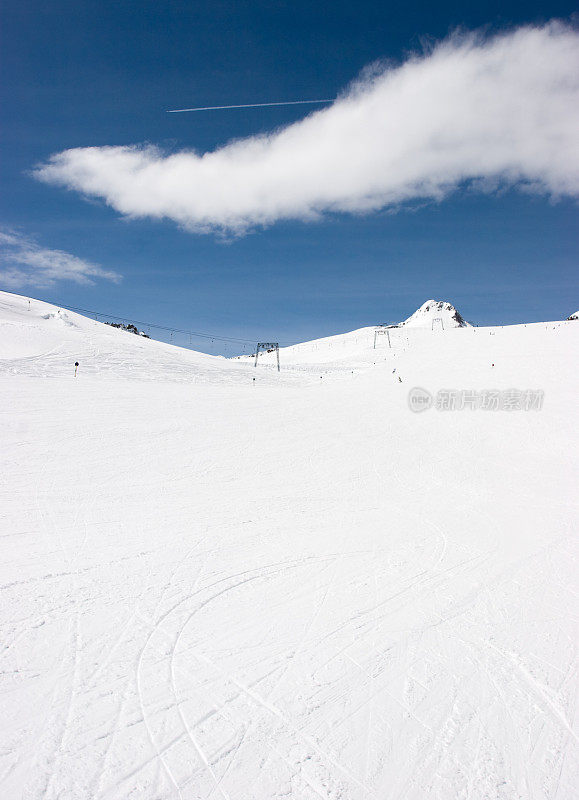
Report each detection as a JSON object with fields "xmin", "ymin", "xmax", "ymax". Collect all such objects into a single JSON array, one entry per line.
[{"xmin": 1, "ymin": 289, "xmax": 577, "ymax": 800}]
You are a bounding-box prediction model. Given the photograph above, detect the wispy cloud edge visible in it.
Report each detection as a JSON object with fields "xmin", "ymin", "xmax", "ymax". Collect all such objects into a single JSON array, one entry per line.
[{"xmin": 0, "ymin": 229, "xmax": 122, "ymax": 290}]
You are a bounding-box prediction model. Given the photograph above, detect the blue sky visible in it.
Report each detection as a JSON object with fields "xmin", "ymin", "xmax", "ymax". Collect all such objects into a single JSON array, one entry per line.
[{"xmin": 1, "ymin": 1, "xmax": 577, "ymax": 353}]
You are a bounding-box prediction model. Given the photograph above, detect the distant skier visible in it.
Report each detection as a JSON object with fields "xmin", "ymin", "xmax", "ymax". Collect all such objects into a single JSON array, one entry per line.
[{"xmin": 74, "ymin": 361, "xmax": 79, "ymax": 377}]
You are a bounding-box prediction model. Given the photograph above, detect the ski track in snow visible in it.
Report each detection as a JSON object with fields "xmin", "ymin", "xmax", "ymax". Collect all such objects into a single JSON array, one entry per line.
[{"xmin": 0, "ymin": 291, "xmax": 577, "ymax": 799}]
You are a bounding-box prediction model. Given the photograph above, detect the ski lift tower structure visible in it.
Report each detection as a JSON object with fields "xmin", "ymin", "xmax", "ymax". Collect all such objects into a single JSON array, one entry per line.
[
  {"xmin": 373, "ymin": 323, "xmax": 398, "ymax": 349},
  {"xmin": 255, "ymin": 342, "xmax": 280, "ymax": 371}
]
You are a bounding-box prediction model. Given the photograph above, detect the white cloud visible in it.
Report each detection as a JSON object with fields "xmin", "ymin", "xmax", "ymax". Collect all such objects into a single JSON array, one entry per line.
[
  {"xmin": 0, "ymin": 230, "xmax": 121, "ymax": 289},
  {"xmin": 33, "ymin": 22, "xmax": 579, "ymax": 235}
]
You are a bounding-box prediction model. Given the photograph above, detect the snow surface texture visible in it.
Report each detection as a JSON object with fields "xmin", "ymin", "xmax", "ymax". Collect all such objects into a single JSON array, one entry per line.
[{"xmin": 1, "ymin": 290, "xmax": 578, "ymax": 800}]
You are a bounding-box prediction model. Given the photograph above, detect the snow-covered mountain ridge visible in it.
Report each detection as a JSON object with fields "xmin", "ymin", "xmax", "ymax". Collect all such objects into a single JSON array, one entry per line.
[{"xmin": 400, "ymin": 299, "xmax": 470, "ymax": 328}]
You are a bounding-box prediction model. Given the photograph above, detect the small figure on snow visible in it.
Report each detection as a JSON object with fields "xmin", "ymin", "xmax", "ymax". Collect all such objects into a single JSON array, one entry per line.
[{"xmin": 74, "ymin": 361, "xmax": 79, "ymax": 377}]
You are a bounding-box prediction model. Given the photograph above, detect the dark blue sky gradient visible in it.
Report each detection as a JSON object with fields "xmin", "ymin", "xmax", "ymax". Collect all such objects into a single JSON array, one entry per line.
[{"xmin": 1, "ymin": 1, "xmax": 577, "ymax": 352}]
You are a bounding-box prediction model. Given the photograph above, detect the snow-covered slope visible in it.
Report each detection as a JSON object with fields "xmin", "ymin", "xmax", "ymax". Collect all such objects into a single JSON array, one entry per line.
[
  {"xmin": 233, "ymin": 299, "xmax": 472, "ymax": 373},
  {"xmin": 1, "ymin": 290, "xmax": 578, "ymax": 800},
  {"xmin": 0, "ymin": 291, "xmax": 295, "ymax": 386}
]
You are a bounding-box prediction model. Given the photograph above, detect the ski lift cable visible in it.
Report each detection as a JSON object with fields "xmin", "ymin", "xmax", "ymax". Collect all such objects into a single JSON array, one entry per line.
[{"xmin": 53, "ymin": 302, "xmax": 291, "ymax": 346}]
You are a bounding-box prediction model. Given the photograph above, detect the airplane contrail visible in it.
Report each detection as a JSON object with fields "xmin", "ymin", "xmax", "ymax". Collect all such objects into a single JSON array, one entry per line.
[{"xmin": 167, "ymin": 99, "xmax": 334, "ymax": 113}]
